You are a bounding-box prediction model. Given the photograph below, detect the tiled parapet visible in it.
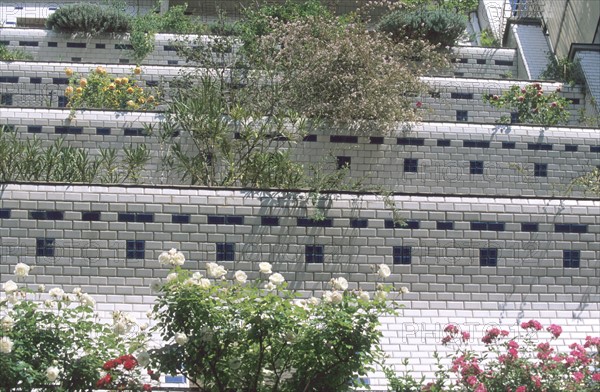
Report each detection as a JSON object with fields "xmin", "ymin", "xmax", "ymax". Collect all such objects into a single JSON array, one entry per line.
[
  {"xmin": 0, "ymin": 186, "xmax": 598, "ymax": 389},
  {"xmin": 1, "ymin": 29, "xmax": 517, "ymax": 77},
  {"xmin": 1, "ymin": 108, "xmax": 598, "ymax": 198},
  {"xmin": 0, "ymin": 185, "xmax": 598, "ymax": 302},
  {"xmin": 0, "ymin": 61, "xmax": 588, "ymax": 124}
]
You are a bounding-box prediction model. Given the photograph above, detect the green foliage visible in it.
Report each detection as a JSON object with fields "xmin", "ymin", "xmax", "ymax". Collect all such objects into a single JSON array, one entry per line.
[
  {"xmin": 45, "ymin": 2, "xmax": 130, "ymax": 34},
  {"xmin": 570, "ymin": 167, "xmax": 600, "ymax": 197},
  {"xmin": 484, "ymin": 83, "xmax": 571, "ymax": 126},
  {"xmin": 0, "ymin": 282, "xmax": 146, "ymax": 391},
  {"xmin": 479, "ymin": 28, "xmax": 500, "ymax": 47},
  {"xmin": 239, "ymin": 0, "xmax": 332, "ymax": 53},
  {"xmin": 256, "ymin": 14, "xmax": 448, "ymax": 134},
  {"xmin": 377, "ymin": 7, "xmax": 467, "ymax": 48},
  {"xmin": 540, "ymin": 53, "xmax": 586, "ymax": 86},
  {"xmin": 0, "ymin": 44, "xmax": 33, "ymax": 61},
  {"xmin": 150, "ymin": 254, "xmax": 401, "ymax": 391},
  {"xmin": 401, "ymin": 0, "xmax": 479, "ymax": 15},
  {"xmin": 0, "ymin": 126, "xmax": 149, "ymax": 184}
]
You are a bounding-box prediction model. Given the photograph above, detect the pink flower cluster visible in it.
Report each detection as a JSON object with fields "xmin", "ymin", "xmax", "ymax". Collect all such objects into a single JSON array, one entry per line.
[
  {"xmin": 441, "ymin": 324, "xmax": 470, "ymax": 346},
  {"xmin": 481, "ymin": 327, "xmax": 509, "ymax": 344},
  {"xmin": 520, "ymin": 319, "xmax": 543, "ymax": 331}
]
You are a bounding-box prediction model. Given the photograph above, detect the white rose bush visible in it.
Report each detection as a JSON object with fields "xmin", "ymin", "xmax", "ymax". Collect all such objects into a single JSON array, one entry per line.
[
  {"xmin": 150, "ymin": 252, "xmax": 405, "ymax": 392},
  {"xmin": 0, "ymin": 261, "xmax": 148, "ymax": 391}
]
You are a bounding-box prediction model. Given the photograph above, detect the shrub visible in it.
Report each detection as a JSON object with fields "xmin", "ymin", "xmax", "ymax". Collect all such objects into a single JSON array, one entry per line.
[
  {"xmin": 46, "ymin": 2, "xmax": 130, "ymax": 34},
  {"xmin": 150, "ymin": 251, "xmax": 403, "ymax": 391},
  {"xmin": 377, "ymin": 7, "xmax": 467, "ymax": 48},
  {"xmin": 239, "ymin": 0, "xmax": 332, "ymax": 53},
  {"xmin": 480, "ymin": 28, "xmax": 500, "ymax": 47},
  {"xmin": 255, "ymin": 14, "xmax": 449, "ymax": 134},
  {"xmin": 484, "ymin": 83, "xmax": 571, "ymax": 125},
  {"xmin": 540, "ymin": 53, "xmax": 586, "ymax": 86},
  {"xmin": 64, "ymin": 66, "xmax": 159, "ymax": 112},
  {"xmin": 0, "ymin": 44, "xmax": 33, "ymax": 61}
]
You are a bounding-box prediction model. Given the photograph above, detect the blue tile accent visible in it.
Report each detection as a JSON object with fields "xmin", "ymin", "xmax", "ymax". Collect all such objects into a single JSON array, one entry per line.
[
  {"xmin": 336, "ymin": 156, "xmax": 351, "ymax": 170},
  {"xmin": 55, "ymin": 126, "xmax": 83, "ymax": 135},
  {"xmin": 82, "ymin": 212, "xmax": 101, "ymax": 221},
  {"xmin": 471, "ymin": 221, "xmax": 505, "ymax": 231},
  {"xmin": 261, "ymin": 216, "xmax": 280, "ymax": 226},
  {"xmin": 528, "ymin": 143, "xmax": 553, "ymax": 151},
  {"xmin": 67, "ymin": 42, "xmax": 86, "ymax": 48},
  {"xmin": 330, "ymin": 135, "xmax": 358, "ymax": 143},
  {"xmin": 554, "ymin": 224, "xmax": 587, "ymax": 233},
  {"xmin": 521, "ymin": 223, "xmax": 539, "ymax": 232},
  {"xmin": 480, "ymin": 248, "xmax": 498, "ymax": 266},
  {"xmin": 393, "ymin": 246, "xmax": 411, "ymax": 264},
  {"xmin": 126, "ymin": 240, "xmax": 145, "ymax": 259},
  {"xmin": 470, "ymin": 161, "xmax": 484, "ymax": 174},
  {"xmin": 305, "ymin": 245, "xmax": 324, "ymax": 263},
  {"xmin": 436, "ymin": 221, "xmax": 454, "ymax": 230},
  {"xmin": 172, "ymin": 214, "xmax": 191, "ymax": 224},
  {"xmin": 437, "ymin": 139, "xmax": 451, "ymax": 146},
  {"xmin": 0, "ymin": 209, "xmax": 10, "ymax": 219},
  {"xmin": 565, "ymin": 144, "xmax": 578, "ymax": 152},
  {"xmin": 216, "ymin": 243, "xmax": 235, "ymax": 261},
  {"xmin": 563, "ymin": 250, "xmax": 580, "ymax": 268},
  {"xmin": 29, "ymin": 210, "xmax": 64, "ymax": 220},
  {"xmin": 404, "ymin": 158, "xmax": 418, "ymax": 173},
  {"xmin": 463, "ymin": 140, "xmax": 490, "ymax": 148},
  {"xmin": 350, "ymin": 218, "xmax": 368, "ymax": 228},
  {"xmin": 450, "ymin": 92, "xmax": 473, "ymax": 99},
  {"xmin": 502, "ymin": 141, "xmax": 516, "ymax": 149},
  {"xmin": 370, "ymin": 136, "xmax": 384, "ymax": 144},
  {"xmin": 297, "ymin": 218, "xmax": 333, "ymax": 227},
  {"xmin": 36, "ymin": 238, "xmax": 55, "ymax": 257},
  {"xmin": 397, "ymin": 137, "xmax": 425, "ymax": 146}
]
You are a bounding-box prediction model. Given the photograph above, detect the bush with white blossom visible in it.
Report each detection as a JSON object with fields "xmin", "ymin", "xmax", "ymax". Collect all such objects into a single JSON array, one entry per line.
[
  {"xmin": 149, "ymin": 251, "xmax": 407, "ymax": 391},
  {"xmin": 0, "ymin": 262, "xmax": 148, "ymax": 391}
]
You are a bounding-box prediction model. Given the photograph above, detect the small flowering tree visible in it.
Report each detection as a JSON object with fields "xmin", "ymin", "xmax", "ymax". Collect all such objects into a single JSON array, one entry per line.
[
  {"xmin": 150, "ymin": 250, "xmax": 406, "ymax": 391},
  {"xmin": 484, "ymin": 83, "xmax": 571, "ymax": 126},
  {"xmin": 0, "ymin": 263, "xmax": 148, "ymax": 391}
]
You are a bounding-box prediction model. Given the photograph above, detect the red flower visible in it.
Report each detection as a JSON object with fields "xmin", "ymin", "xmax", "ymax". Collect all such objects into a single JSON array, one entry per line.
[
  {"xmin": 521, "ymin": 88, "xmax": 527, "ymax": 94},
  {"xmin": 551, "ymin": 102, "xmax": 557, "ymax": 107},
  {"xmin": 416, "ymin": 101, "xmax": 422, "ymax": 108},
  {"xmin": 143, "ymin": 384, "xmax": 152, "ymax": 391},
  {"xmin": 444, "ymin": 324, "xmax": 459, "ymax": 334},
  {"xmin": 461, "ymin": 331, "xmax": 470, "ymax": 341},
  {"xmin": 573, "ymin": 371, "xmax": 584, "ymax": 383},
  {"xmin": 516, "ymin": 386, "xmax": 527, "ymax": 392},
  {"xmin": 518, "ymin": 96, "xmax": 524, "ymax": 102},
  {"xmin": 592, "ymin": 373, "xmax": 600, "ymax": 382},
  {"xmin": 96, "ymin": 374, "xmax": 112, "ymax": 388},
  {"xmin": 123, "ymin": 358, "xmax": 137, "ymax": 370},
  {"xmin": 103, "ymin": 360, "xmax": 116, "ymax": 370},
  {"xmin": 547, "ymin": 324, "xmax": 562, "ymax": 338}
]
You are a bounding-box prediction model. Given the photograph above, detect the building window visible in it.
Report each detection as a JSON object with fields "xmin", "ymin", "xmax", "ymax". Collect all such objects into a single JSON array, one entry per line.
[
  {"xmin": 470, "ymin": 161, "xmax": 484, "ymax": 175},
  {"xmin": 563, "ymin": 250, "xmax": 580, "ymax": 268},
  {"xmin": 534, "ymin": 163, "xmax": 547, "ymax": 177},
  {"xmin": 436, "ymin": 221, "xmax": 454, "ymax": 230},
  {"xmin": 336, "ymin": 156, "xmax": 351, "ymax": 170},
  {"xmin": 36, "ymin": 238, "xmax": 55, "ymax": 257},
  {"xmin": 305, "ymin": 245, "xmax": 324, "ymax": 263},
  {"xmin": 216, "ymin": 243, "xmax": 235, "ymax": 261},
  {"xmin": 350, "ymin": 218, "xmax": 368, "ymax": 228},
  {"xmin": 1, "ymin": 94, "xmax": 13, "ymax": 106},
  {"xmin": 126, "ymin": 240, "xmax": 145, "ymax": 259},
  {"xmin": 393, "ymin": 246, "xmax": 412, "ymax": 264},
  {"xmin": 456, "ymin": 110, "xmax": 468, "ymax": 122},
  {"xmin": 403, "ymin": 158, "xmax": 418, "ymax": 173},
  {"xmin": 479, "ymin": 248, "xmax": 498, "ymax": 266}
]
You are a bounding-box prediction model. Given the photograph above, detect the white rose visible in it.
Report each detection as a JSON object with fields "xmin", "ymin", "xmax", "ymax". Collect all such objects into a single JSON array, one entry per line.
[
  {"xmin": 198, "ymin": 278, "xmax": 211, "ymax": 289},
  {"xmin": 330, "ymin": 277, "xmax": 348, "ymax": 291},
  {"xmin": 359, "ymin": 291, "xmax": 370, "ymax": 301},
  {"xmin": 206, "ymin": 262, "xmax": 226, "ymax": 279},
  {"xmin": 264, "ymin": 282, "xmax": 276, "ymax": 291},
  {"xmin": 324, "ymin": 290, "xmax": 343, "ymax": 304},
  {"xmin": 114, "ymin": 321, "xmax": 128, "ymax": 335},
  {"xmin": 175, "ymin": 332, "xmax": 188, "ymax": 346},
  {"xmin": 1, "ymin": 315, "xmax": 14, "ymax": 331},
  {"xmin": 37, "ymin": 284, "xmax": 46, "ymax": 292},
  {"xmin": 293, "ymin": 299, "xmax": 309, "ymax": 311},
  {"xmin": 234, "ymin": 270, "xmax": 247, "ymax": 284},
  {"xmin": 7, "ymin": 294, "xmax": 18, "ymax": 305},
  {"xmin": 3, "ymin": 280, "xmax": 18, "ymax": 294},
  {"xmin": 158, "ymin": 251, "xmax": 170, "ymax": 265},
  {"xmin": 72, "ymin": 287, "xmax": 82, "ymax": 295},
  {"xmin": 168, "ymin": 248, "xmax": 177, "ymax": 255},
  {"xmin": 48, "ymin": 287, "xmax": 64, "ymax": 298},
  {"xmin": 137, "ymin": 351, "xmax": 150, "ymax": 367},
  {"xmin": 192, "ymin": 272, "xmax": 203, "ymax": 280},
  {"xmin": 80, "ymin": 293, "xmax": 95, "ymax": 307},
  {"xmin": 400, "ymin": 286, "xmax": 410, "ymax": 294},
  {"xmin": 308, "ymin": 297, "xmax": 320, "ymax": 306},
  {"xmin": 44, "ymin": 299, "xmax": 55, "ymax": 308},
  {"xmin": 268, "ymin": 273, "xmax": 285, "ymax": 286},
  {"xmin": 46, "ymin": 366, "xmax": 60, "ymax": 382},
  {"xmin": 14, "ymin": 263, "xmax": 30, "ymax": 278},
  {"xmin": 375, "ymin": 290, "xmax": 387, "ymax": 300},
  {"xmin": 378, "ymin": 264, "xmax": 391, "ymax": 279},
  {"xmin": 146, "ymin": 310, "xmax": 154, "ymax": 319},
  {"xmin": 0, "ymin": 337, "xmax": 13, "ymax": 353},
  {"xmin": 258, "ymin": 262, "xmax": 272, "ymax": 274},
  {"xmin": 139, "ymin": 322, "xmax": 148, "ymax": 331},
  {"xmin": 172, "ymin": 252, "xmax": 185, "ymax": 266},
  {"xmin": 166, "ymin": 273, "xmax": 178, "ymax": 282}
]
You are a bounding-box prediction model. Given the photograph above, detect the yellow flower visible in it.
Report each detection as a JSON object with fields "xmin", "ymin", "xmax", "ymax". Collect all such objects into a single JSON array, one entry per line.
[
  {"xmin": 96, "ymin": 66, "xmax": 106, "ymax": 75},
  {"xmin": 134, "ymin": 67, "xmax": 142, "ymax": 75},
  {"xmin": 114, "ymin": 78, "xmax": 122, "ymax": 85},
  {"xmin": 138, "ymin": 97, "xmax": 146, "ymax": 104},
  {"xmin": 65, "ymin": 86, "xmax": 74, "ymax": 95},
  {"xmin": 126, "ymin": 100, "xmax": 135, "ymax": 107},
  {"xmin": 126, "ymin": 87, "xmax": 134, "ymax": 94},
  {"xmin": 108, "ymin": 83, "xmax": 116, "ymax": 90},
  {"xmin": 65, "ymin": 68, "xmax": 74, "ymax": 77},
  {"xmin": 121, "ymin": 77, "xmax": 129, "ymax": 84},
  {"xmin": 79, "ymin": 78, "xmax": 87, "ymax": 88},
  {"xmin": 147, "ymin": 95, "xmax": 155, "ymax": 103},
  {"xmin": 75, "ymin": 87, "xmax": 83, "ymax": 94}
]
